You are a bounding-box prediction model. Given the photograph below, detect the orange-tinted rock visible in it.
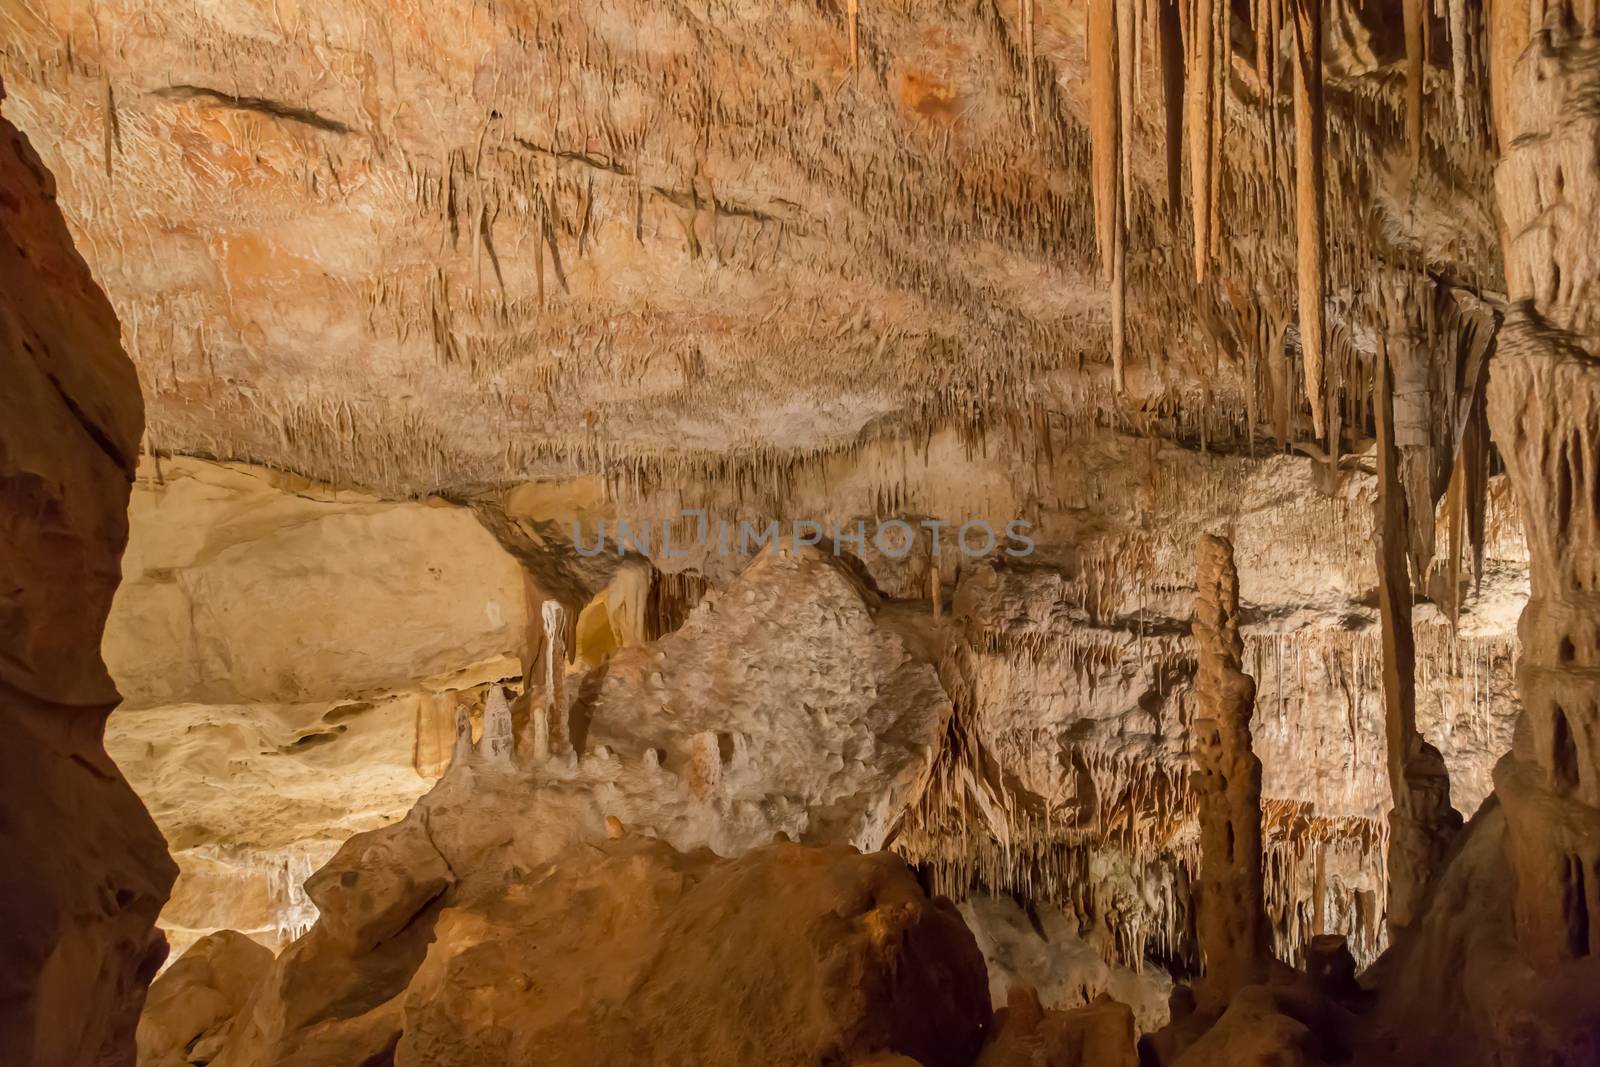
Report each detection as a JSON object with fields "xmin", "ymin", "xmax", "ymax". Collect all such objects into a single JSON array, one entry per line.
[
  {"xmin": 0, "ymin": 91, "xmax": 175, "ymax": 1066},
  {"xmin": 136, "ymin": 931, "xmax": 273, "ymax": 1067}
]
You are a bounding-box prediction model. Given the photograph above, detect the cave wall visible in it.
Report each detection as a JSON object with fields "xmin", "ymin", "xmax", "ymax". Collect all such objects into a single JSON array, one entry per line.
[
  {"xmin": 0, "ymin": 91, "xmax": 174, "ymax": 1065},
  {"xmin": 101, "ymin": 454, "xmax": 532, "ymax": 958},
  {"xmin": 1488, "ymin": 0, "xmax": 1600, "ymax": 983}
]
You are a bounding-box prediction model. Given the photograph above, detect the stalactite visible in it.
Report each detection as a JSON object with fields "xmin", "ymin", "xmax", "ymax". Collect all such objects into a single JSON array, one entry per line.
[
  {"xmin": 1448, "ymin": 0, "xmax": 1471, "ymax": 136},
  {"xmin": 1404, "ymin": 0, "xmax": 1427, "ymax": 170},
  {"xmin": 1159, "ymin": 0, "xmax": 1185, "ymax": 225},
  {"xmin": 1186, "ymin": 0, "xmax": 1218, "ymax": 282},
  {"xmin": 1022, "ymin": 0, "xmax": 1038, "ymax": 134},
  {"xmin": 1291, "ymin": 0, "xmax": 1327, "ymax": 440},
  {"xmin": 847, "ymin": 0, "xmax": 860, "ymax": 73},
  {"xmin": 1117, "ymin": 0, "xmax": 1135, "ymax": 221},
  {"xmin": 1088, "ymin": 0, "xmax": 1127, "ymax": 392}
]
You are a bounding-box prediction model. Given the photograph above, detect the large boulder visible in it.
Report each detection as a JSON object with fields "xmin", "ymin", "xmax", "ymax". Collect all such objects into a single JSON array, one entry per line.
[
  {"xmin": 211, "ymin": 839, "xmax": 991, "ymax": 1067},
  {"xmin": 136, "ymin": 931, "xmax": 273, "ymax": 1066},
  {"xmin": 303, "ymin": 814, "xmax": 454, "ymax": 955},
  {"xmin": 976, "ymin": 987, "xmax": 1138, "ymax": 1067}
]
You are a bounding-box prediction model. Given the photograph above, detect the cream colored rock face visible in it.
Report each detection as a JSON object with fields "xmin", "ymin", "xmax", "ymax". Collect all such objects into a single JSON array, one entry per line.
[
  {"xmin": 102, "ymin": 456, "xmax": 529, "ymax": 957},
  {"xmin": 106, "ymin": 456, "xmax": 528, "ymax": 707}
]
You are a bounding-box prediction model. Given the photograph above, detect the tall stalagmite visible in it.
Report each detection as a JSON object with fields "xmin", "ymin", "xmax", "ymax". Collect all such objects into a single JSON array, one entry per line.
[
  {"xmin": 541, "ymin": 599, "xmax": 569, "ymax": 756},
  {"xmin": 1190, "ymin": 534, "xmax": 1270, "ymax": 1011},
  {"xmin": 1375, "ymin": 330, "xmax": 1463, "ymax": 933},
  {"xmin": 1291, "ymin": 0, "xmax": 1327, "ymax": 439},
  {"xmin": 1486, "ymin": 2, "xmax": 1600, "ymax": 996}
]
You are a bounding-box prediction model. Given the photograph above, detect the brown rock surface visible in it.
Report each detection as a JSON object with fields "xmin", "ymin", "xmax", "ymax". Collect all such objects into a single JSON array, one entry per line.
[
  {"xmin": 303, "ymin": 814, "xmax": 454, "ymax": 955},
  {"xmin": 209, "ymin": 839, "xmax": 991, "ymax": 1067},
  {"xmin": 975, "ymin": 987, "xmax": 1138, "ymax": 1067},
  {"xmin": 136, "ymin": 931, "xmax": 272, "ymax": 1067},
  {"xmin": 106, "ymin": 455, "xmax": 529, "ymax": 708},
  {"xmin": 0, "ymin": 91, "xmax": 176, "ymax": 1065}
]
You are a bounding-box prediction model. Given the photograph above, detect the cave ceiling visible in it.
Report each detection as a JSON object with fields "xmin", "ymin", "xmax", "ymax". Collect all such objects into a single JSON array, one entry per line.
[{"xmin": 0, "ymin": 0, "xmax": 1498, "ymax": 500}]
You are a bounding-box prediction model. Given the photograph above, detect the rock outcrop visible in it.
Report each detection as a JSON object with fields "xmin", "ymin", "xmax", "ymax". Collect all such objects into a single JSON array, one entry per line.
[
  {"xmin": 99, "ymin": 454, "xmax": 531, "ymax": 955},
  {"xmin": 0, "ymin": 91, "xmax": 176, "ymax": 1065},
  {"xmin": 106, "ymin": 455, "xmax": 528, "ymax": 708},
  {"xmin": 976, "ymin": 987, "xmax": 1137, "ymax": 1067},
  {"xmin": 1475, "ymin": 5, "xmax": 1600, "ymax": 1058},
  {"xmin": 136, "ymin": 931, "xmax": 273, "ymax": 1067},
  {"xmin": 207, "ymin": 838, "xmax": 992, "ymax": 1067}
]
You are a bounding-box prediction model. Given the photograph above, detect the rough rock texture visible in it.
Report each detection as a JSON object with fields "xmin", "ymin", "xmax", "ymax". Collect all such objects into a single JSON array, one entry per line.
[
  {"xmin": 100, "ymin": 454, "xmax": 529, "ymax": 955},
  {"xmin": 0, "ymin": 92, "xmax": 176, "ymax": 1065},
  {"xmin": 976, "ymin": 987, "xmax": 1138, "ymax": 1067},
  {"xmin": 958, "ymin": 895, "xmax": 1172, "ymax": 1034},
  {"xmin": 302, "ymin": 817, "xmax": 454, "ymax": 956},
  {"xmin": 136, "ymin": 931, "xmax": 272, "ymax": 1067},
  {"xmin": 10, "ymin": 0, "xmax": 1598, "ymax": 1055},
  {"xmin": 577, "ymin": 544, "xmax": 949, "ymax": 852},
  {"xmin": 1190, "ymin": 535, "xmax": 1270, "ymax": 1011},
  {"xmin": 1475, "ymin": 5, "xmax": 1600, "ymax": 1058},
  {"xmin": 107, "ymin": 455, "xmax": 528, "ymax": 707},
  {"xmin": 211, "ymin": 837, "xmax": 992, "ymax": 1067}
]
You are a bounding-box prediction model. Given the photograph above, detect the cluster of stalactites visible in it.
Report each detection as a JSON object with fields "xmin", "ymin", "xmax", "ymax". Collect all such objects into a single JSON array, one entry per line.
[
  {"xmin": 1261, "ymin": 799, "xmax": 1390, "ymax": 968},
  {"xmin": 1083, "ymin": 0, "xmax": 1499, "ymax": 454}
]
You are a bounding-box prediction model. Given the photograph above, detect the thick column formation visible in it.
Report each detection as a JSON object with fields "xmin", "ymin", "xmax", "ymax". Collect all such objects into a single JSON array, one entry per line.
[
  {"xmin": 1190, "ymin": 534, "xmax": 1270, "ymax": 1011},
  {"xmin": 1487, "ymin": 5, "xmax": 1600, "ymax": 970},
  {"xmin": 1375, "ymin": 334, "xmax": 1463, "ymax": 932}
]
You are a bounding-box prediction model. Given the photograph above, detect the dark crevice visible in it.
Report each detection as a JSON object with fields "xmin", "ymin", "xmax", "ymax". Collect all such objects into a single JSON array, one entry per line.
[
  {"xmin": 39, "ymin": 363, "xmax": 134, "ymax": 473},
  {"xmin": 150, "ymin": 85, "xmax": 352, "ymax": 134}
]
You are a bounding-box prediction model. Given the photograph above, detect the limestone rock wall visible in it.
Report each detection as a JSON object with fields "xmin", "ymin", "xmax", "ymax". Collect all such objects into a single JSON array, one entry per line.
[
  {"xmin": 1477, "ymin": 6, "xmax": 1600, "ymax": 1055},
  {"xmin": 101, "ymin": 455, "xmax": 531, "ymax": 959},
  {"xmin": 0, "ymin": 94, "xmax": 175, "ymax": 1065},
  {"xmin": 107, "ymin": 455, "xmax": 529, "ymax": 707}
]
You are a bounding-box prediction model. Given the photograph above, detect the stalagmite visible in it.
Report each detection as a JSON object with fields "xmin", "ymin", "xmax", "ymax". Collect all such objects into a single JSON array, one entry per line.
[
  {"xmin": 478, "ymin": 685, "xmax": 515, "ymax": 764},
  {"xmin": 1374, "ymin": 341, "xmax": 1461, "ymax": 934},
  {"xmin": 542, "ymin": 600, "xmax": 569, "ymax": 754},
  {"xmin": 1291, "ymin": 0, "xmax": 1327, "ymax": 439},
  {"xmin": 1189, "ymin": 534, "xmax": 1270, "ymax": 1011}
]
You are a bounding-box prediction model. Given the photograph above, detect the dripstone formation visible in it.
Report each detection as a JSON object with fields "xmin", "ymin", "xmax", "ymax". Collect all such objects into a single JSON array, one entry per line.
[{"xmin": 1189, "ymin": 534, "xmax": 1270, "ymax": 1012}]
